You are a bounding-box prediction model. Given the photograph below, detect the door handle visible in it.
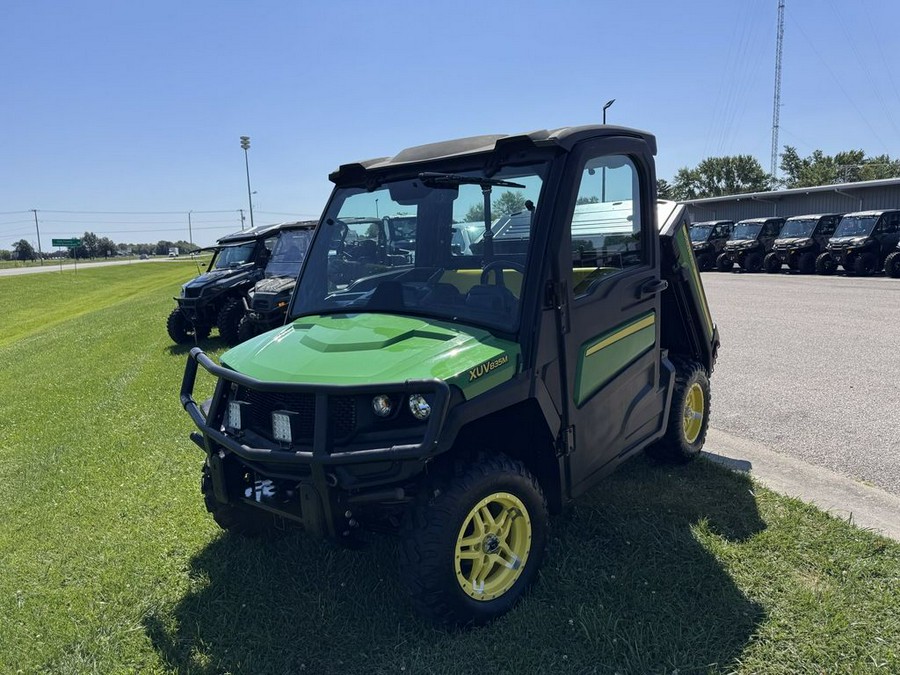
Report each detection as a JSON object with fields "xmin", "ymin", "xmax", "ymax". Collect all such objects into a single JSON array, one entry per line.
[{"xmin": 638, "ymin": 278, "xmax": 668, "ymax": 299}]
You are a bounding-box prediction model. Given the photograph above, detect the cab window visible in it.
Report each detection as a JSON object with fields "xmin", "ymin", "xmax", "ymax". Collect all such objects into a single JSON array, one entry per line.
[{"xmin": 569, "ymin": 155, "xmax": 643, "ymax": 296}]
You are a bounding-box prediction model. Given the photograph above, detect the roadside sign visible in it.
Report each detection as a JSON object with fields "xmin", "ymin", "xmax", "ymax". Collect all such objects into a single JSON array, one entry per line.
[{"xmin": 51, "ymin": 238, "xmax": 81, "ymax": 248}]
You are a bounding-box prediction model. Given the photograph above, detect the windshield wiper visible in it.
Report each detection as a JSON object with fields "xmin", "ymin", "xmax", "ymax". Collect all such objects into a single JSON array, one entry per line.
[{"xmin": 418, "ymin": 172, "xmax": 525, "ymax": 189}]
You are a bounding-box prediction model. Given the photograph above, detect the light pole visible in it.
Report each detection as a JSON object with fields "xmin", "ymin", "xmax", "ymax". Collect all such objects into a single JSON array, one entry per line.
[
  {"xmin": 187, "ymin": 210, "xmax": 193, "ymax": 249},
  {"xmin": 602, "ymin": 98, "xmax": 615, "ymax": 125},
  {"xmin": 240, "ymin": 136, "xmax": 255, "ymax": 229},
  {"xmin": 601, "ymin": 99, "xmax": 615, "ymax": 202}
]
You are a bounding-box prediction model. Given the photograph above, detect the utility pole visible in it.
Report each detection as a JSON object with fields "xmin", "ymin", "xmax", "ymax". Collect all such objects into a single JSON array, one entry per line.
[
  {"xmin": 31, "ymin": 209, "xmax": 44, "ymax": 265},
  {"xmin": 240, "ymin": 136, "xmax": 255, "ymax": 229},
  {"xmin": 239, "ymin": 208, "xmax": 246, "ymax": 231},
  {"xmin": 770, "ymin": 0, "xmax": 785, "ymax": 179},
  {"xmin": 188, "ymin": 210, "xmax": 194, "ymax": 249}
]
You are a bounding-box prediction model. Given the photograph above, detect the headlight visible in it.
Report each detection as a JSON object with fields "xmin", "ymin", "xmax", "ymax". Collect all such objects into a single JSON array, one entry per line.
[
  {"xmin": 180, "ymin": 285, "xmax": 187, "ymax": 298},
  {"xmin": 408, "ymin": 394, "xmax": 432, "ymax": 420},
  {"xmin": 372, "ymin": 394, "xmax": 393, "ymax": 418},
  {"xmin": 272, "ymin": 410, "xmax": 297, "ymax": 443}
]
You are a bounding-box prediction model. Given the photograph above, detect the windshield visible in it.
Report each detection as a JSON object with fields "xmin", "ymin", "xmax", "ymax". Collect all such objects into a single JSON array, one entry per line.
[
  {"xmin": 265, "ymin": 229, "xmax": 313, "ymax": 278},
  {"xmin": 779, "ymin": 219, "xmax": 818, "ymax": 238},
  {"xmin": 732, "ymin": 224, "xmax": 762, "ymax": 240},
  {"xmin": 834, "ymin": 215, "xmax": 878, "ymax": 237},
  {"xmin": 212, "ymin": 243, "xmax": 255, "ymax": 269},
  {"xmin": 291, "ymin": 163, "xmax": 547, "ymax": 332},
  {"xmin": 690, "ymin": 226, "xmax": 713, "ymax": 242}
]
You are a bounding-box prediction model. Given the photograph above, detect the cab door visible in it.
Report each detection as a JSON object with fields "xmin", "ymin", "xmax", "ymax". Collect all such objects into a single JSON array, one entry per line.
[{"xmin": 555, "ymin": 140, "xmax": 667, "ymax": 497}]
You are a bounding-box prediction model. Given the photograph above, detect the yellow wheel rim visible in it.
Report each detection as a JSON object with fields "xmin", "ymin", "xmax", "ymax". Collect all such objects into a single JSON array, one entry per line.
[
  {"xmin": 455, "ymin": 492, "xmax": 532, "ymax": 602},
  {"xmin": 682, "ymin": 382, "xmax": 705, "ymax": 444}
]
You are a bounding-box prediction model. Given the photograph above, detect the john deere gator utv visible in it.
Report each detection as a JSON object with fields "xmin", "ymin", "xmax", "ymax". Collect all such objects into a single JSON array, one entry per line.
[
  {"xmin": 715, "ymin": 216, "xmax": 784, "ymax": 272},
  {"xmin": 764, "ymin": 213, "xmax": 841, "ymax": 274},
  {"xmin": 689, "ymin": 220, "xmax": 733, "ymax": 271},
  {"xmin": 816, "ymin": 209, "xmax": 900, "ymax": 276},
  {"xmin": 236, "ymin": 222, "xmax": 317, "ymax": 342},
  {"xmin": 167, "ymin": 223, "xmax": 292, "ymax": 346},
  {"xmin": 180, "ymin": 125, "xmax": 719, "ymax": 626}
]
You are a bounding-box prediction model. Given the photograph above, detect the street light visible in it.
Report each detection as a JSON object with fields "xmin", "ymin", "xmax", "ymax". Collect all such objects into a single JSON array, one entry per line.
[
  {"xmin": 602, "ymin": 99, "xmax": 615, "ymax": 125},
  {"xmin": 240, "ymin": 136, "xmax": 255, "ymax": 230}
]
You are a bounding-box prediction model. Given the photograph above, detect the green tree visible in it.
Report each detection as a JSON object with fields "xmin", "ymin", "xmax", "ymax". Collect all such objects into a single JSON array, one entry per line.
[
  {"xmin": 656, "ymin": 179, "xmax": 673, "ymax": 200},
  {"xmin": 779, "ymin": 146, "xmax": 900, "ymax": 188},
  {"xmin": 0, "ymin": 249, "xmax": 11, "ymax": 261},
  {"xmin": 671, "ymin": 155, "xmax": 772, "ymax": 200},
  {"xmin": 493, "ymin": 191, "xmax": 526, "ymax": 217},
  {"xmin": 13, "ymin": 239, "xmax": 35, "ymax": 261},
  {"xmin": 576, "ymin": 196, "xmax": 600, "ymax": 205},
  {"xmin": 464, "ymin": 203, "xmax": 484, "ymax": 223}
]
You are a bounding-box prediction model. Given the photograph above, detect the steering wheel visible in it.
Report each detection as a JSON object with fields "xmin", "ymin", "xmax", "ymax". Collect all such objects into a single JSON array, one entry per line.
[{"xmin": 480, "ymin": 260, "xmax": 525, "ymax": 287}]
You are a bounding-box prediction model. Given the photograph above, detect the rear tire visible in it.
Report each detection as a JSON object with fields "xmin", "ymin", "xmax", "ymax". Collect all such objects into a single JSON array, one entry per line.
[
  {"xmin": 696, "ymin": 252, "xmax": 714, "ymax": 272},
  {"xmin": 815, "ymin": 252, "xmax": 836, "ymax": 275},
  {"xmin": 399, "ymin": 453, "xmax": 548, "ymax": 626},
  {"xmin": 885, "ymin": 251, "xmax": 900, "ymax": 278},
  {"xmin": 646, "ymin": 358, "xmax": 710, "ymax": 463},
  {"xmin": 166, "ymin": 307, "xmax": 210, "ymax": 344},
  {"xmin": 853, "ymin": 252, "xmax": 877, "ymax": 276},
  {"xmin": 715, "ymin": 253, "xmax": 733, "ymax": 272},
  {"xmin": 763, "ymin": 252, "xmax": 781, "ymax": 273},
  {"xmin": 217, "ymin": 297, "xmax": 245, "ymax": 346},
  {"xmin": 742, "ymin": 252, "xmax": 763, "ymax": 273}
]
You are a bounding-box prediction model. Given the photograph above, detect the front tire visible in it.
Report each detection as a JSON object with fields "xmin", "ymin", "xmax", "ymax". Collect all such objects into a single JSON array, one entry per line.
[
  {"xmin": 853, "ymin": 252, "xmax": 877, "ymax": 276},
  {"xmin": 166, "ymin": 307, "xmax": 210, "ymax": 344},
  {"xmin": 237, "ymin": 314, "xmax": 257, "ymax": 343},
  {"xmin": 742, "ymin": 251, "xmax": 763, "ymax": 272},
  {"xmin": 201, "ymin": 465, "xmax": 273, "ymax": 537},
  {"xmin": 815, "ymin": 252, "xmax": 836, "ymax": 275},
  {"xmin": 763, "ymin": 252, "xmax": 782, "ymax": 273},
  {"xmin": 399, "ymin": 453, "xmax": 548, "ymax": 626},
  {"xmin": 217, "ymin": 297, "xmax": 245, "ymax": 346},
  {"xmin": 695, "ymin": 252, "xmax": 714, "ymax": 272},
  {"xmin": 797, "ymin": 252, "xmax": 816, "ymax": 274},
  {"xmin": 715, "ymin": 253, "xmax": 733, "ymax": 272},
  {"xmin": 885, "ymin": 251, "xmax": 900, "ymax": 278},
  {"xmin": 646, "ymin": 358, "xmax": 710, "ymax": 463}
]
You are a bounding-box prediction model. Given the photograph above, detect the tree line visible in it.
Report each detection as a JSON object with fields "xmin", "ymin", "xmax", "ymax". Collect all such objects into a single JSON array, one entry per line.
[
  {"xmin": 2, "ymin": 233, "xmax": 197, "ymax": 262},
  {"xmin": 658, "ymin": 146, "xmax": 900, "ymax": 201}
]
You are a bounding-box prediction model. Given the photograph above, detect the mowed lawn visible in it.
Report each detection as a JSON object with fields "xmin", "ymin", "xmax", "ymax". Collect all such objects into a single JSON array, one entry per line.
[{"xmin": 0, "ymin": 265, "xmax": 898, "ymax": 674}]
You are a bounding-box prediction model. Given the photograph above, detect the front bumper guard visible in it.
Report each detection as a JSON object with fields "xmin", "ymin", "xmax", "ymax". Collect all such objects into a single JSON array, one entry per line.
[{"xmin": 181, "ymin": 347, "xmax": 452, "ymax": 467}]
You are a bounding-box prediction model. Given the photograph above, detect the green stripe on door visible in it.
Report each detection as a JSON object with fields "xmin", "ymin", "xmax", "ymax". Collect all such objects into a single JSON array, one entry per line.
[{"xmin": 575, "ymin": 312, "xmax": 656, "ymax": 406}]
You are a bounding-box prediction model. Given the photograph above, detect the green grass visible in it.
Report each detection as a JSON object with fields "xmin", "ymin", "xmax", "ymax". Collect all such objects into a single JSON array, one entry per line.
[{"xmin": 0, "ymin": 266, "xmax": 898, "ymax": 674}]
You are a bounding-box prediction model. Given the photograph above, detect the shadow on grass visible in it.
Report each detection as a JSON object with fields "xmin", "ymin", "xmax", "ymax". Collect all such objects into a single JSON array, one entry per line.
[
  {"xmin": 164, "ymin": 337, "xmax": 225, "ymax": 357},
  {"xmin": 144, "ymin": 455, "xmax": 765, "ymax": 674}
]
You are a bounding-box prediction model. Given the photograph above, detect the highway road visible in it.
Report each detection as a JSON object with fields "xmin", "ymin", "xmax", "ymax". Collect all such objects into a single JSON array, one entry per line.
[
  {"xmin": 703, "ymin": 271, "xmax": 900, "ymax": 496},
  {"xmin": 0, "ymin": 257, "xmax": 184, "ymax": 277}
]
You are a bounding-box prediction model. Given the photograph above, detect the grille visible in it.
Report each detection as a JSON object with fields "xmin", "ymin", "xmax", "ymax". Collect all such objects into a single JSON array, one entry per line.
[
  {"xmin": 183, "ymin": 287, "xmax": 202, "ymax": 298},
  {"xmin": 237, "ymin": 387, "xmax": 356, "ymax": 442}
]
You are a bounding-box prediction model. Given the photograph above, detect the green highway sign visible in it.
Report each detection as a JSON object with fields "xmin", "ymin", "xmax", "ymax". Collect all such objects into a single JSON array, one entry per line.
[{"xmin": 51, "ymin": 238, "xmax": 81, "ymax": 248}]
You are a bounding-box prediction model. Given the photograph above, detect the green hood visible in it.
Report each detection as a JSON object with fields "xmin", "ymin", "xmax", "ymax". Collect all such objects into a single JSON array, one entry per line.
[{"xmin": 220, "ymin": 314, "xmax": 519, "ymax": 399}]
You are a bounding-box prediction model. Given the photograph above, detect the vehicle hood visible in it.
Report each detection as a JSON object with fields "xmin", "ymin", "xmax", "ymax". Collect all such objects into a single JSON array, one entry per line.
[
  {"xmin": 220, "ymin": 313, "xmax": 519, "ymax": 399},
  {"xmin": 725, "ymin": 239, "xmax": 757, "ymax": 246},
  {"xmin": 184, "ymin": 267, "xmax": 250, "ymax": 289},
  {"xmin": 829, "ymin": 236, "xmax": 868, "ymax": 245},
  {"xmin": 774, "ymin": 237, "xmax": 812, "ymax": 245},
  {"xmin": 254, "ymin": 276, "xmax": 296, "ymax": 294}
]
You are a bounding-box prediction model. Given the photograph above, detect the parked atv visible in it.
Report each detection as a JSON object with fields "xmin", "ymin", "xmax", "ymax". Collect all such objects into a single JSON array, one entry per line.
[
  {"xmin": 690, "ymin": 220, "xmax": 733, "ymax": 271},
  {"xmin": 765, "ymin": 213, "xmax": 841, "ymax": 274},
  {"xmin": 167, "ymin": 223, "xmax": 289, "ymax": 346},
  {"xmin": 180, "ymin": 124, "xmax": 719, "ymax": 626},
  {"xmin": 236, "ymin": 222, "xmax": 317, "ymax": 342},
  {"xmin": 817, "ymin": 209, "xmax": 900, "ymax": 276},
  {"xmin": 716, "ymin": 217, "xmax": 784, "ymax": 272}
]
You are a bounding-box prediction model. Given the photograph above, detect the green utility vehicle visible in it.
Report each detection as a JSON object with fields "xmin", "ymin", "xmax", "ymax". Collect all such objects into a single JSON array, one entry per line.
[
  {"xmin": 167, "ymin": 223, "xmax": 291, "ymax": 346},
  {"xmin": 689, "ymin": 220, "xmax": 733, "ymax": 271},
  {"xmin": 180, "ymin": 125, "xmax": 719, "ymax": 625},
  {"xmin": 716, "ymin": 217, "xmax": 785, "ymax": 272},
  {"xmin": 765, "ymin": 213, "xmax": 841, "ymax": 274},
  {"xmin": 236, "ymin": 222, "xmax": 317, "ymax": 342},
  {"xmin": 816, "ymin": 209, "xmax": 900, "ymax": 276}
]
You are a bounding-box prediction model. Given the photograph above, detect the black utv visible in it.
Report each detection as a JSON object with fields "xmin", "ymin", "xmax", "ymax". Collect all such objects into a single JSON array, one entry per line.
[
  {"xmin": 716, "ymin": 217, "xmax": 785, "ymax": 272},
  {"xmin": 180, "ymin": 124, "xmax": 719, "ymax": 626},
  {"xmin": 689, "ymin": 220, "xmax": 734, "ymax": 271},
  {"xmin": 167, "ymin": 223, "xmax": 287, "ymax": 346},
  {"xmin": 236, "ymin": 222, "xmax": 317, "ymax": 342},
  {"xmin": 816, "ymin": 209, "xmax": 900, "ymax": 276},
  {"xmin": 764, "ymin": 213, "xmax": 841, "ymax": 274}
]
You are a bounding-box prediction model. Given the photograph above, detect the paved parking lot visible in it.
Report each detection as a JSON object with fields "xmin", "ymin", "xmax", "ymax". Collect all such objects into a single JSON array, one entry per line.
[{"xmin": 703, "ymin": 271, "xmax": 900, "ymax": 496}]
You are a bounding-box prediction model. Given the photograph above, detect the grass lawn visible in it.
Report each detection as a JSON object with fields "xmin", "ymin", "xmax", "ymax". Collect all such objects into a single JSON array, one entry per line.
[{"xmin": 0, "ymin": 265, "xmax": 898, "ymax": 674}]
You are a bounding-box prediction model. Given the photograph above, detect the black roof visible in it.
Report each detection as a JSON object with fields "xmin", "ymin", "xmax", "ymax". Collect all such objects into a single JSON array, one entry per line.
[
  {"xmin": 329, "ymin": 125, "xmax": 657, "ymax": 184},
  {"xmin": 692, "ymin": 220, "xmax": 733, "ymax": 226},
  {"xmin": 784, "ymin": 213, "xmax": 843, "ymax": 221},
  {"xmin": 735, "ymin": 217, "xmax": 785, "ymax": 225},
  {"xmin": 217, "ymin": 220, "xmax": 317, "ymax": 245}
]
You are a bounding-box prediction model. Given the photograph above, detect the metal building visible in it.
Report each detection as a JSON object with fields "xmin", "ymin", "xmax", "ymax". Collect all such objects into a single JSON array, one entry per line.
[{"xmin": 681, "ymin": 177, "xmax": 900, "ymax": 222}]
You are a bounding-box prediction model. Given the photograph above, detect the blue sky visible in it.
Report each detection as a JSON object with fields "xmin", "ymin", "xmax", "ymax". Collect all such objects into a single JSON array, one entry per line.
[{"xmin": 3, "ymin": 0, "xmax": 899, "ymax": 248}]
